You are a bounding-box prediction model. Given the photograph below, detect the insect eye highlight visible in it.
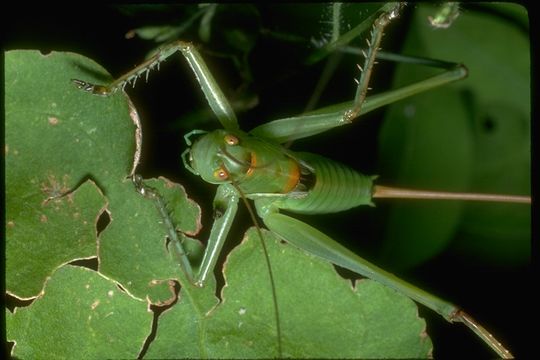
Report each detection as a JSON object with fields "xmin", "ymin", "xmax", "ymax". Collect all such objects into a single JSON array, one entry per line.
[
  {"xmin": 224, "ymin": 134, "xmax": 239, "ymax": 146},
  {"xmin": 213, "ymin": 167, "xmax": 229, "ymax": 180}
]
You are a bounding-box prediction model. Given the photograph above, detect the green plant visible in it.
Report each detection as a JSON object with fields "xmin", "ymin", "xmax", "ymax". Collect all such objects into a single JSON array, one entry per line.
[{"xmin": 6, "ymin": 3, "xmax": 530, "ymax": 358}]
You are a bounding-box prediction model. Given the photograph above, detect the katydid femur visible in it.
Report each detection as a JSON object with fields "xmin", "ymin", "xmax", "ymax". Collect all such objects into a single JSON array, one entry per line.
[{"xmin": 72, "ymin": 4, "xmax": 529, "ymax": 358}]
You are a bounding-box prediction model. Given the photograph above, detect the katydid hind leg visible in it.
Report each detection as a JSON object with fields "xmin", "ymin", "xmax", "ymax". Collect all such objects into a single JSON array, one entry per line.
[{"xmin": 261, "ymin": 211, "xmax": 514, "ymax": 358}]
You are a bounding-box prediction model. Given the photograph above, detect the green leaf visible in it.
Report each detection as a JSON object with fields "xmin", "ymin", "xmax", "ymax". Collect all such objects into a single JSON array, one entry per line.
[
  {"xmin": 147, "ymin": 229, "xmax": 432, "ymax": 358},
  {"xmin": 5, "ymin": 49, "xmax": 206, "ymax": 305},
  {"xmin": 7, "ymin": 265, "xmax": 152, "ymax": 359},
  {"xmin": 378, "ymin": 4, "xmax": 530, "ymax": 269},
  {"xmin": 5, "ymin": 50, "xmax": 217, "ymax": 357},
  {"xmin": 5, "ymin": 49, "xmax": 133, "ymax": 298},
  {"xmin": 6, "ymin": 180, "xmax": 105, "ymax": 298},
  {"xmin": 97, "ymin": 176, "xmax": 205, "ymax": 304}
]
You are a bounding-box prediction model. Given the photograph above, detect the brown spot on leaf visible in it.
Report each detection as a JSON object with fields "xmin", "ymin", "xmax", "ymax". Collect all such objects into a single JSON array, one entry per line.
[
  {"xmin": 48, "ymin": 116, "xmax": 59, "ymax": 125},
  {"xmin": 40, "ymin": 214, "xmax": 48, "ymax": 223},
  {"xmin": 7, "ymin": 221, "xmax": 15, "ymax": 228},
  {"xmin": 41, "ymin": 174, "xmax": 71, "ymax": 202},
  {"xmin": 91, "ymin": 299, "xmax": 100, "ymax": 310},
  {"xmin": 66, "ymin": 192, "xmax": 75, "ymax": 204}
]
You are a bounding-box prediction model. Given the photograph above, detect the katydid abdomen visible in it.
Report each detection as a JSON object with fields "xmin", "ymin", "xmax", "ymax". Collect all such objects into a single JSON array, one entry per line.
[{"xmin": 276, "ymin": 152, "xmax": 375, "ymax": 214}]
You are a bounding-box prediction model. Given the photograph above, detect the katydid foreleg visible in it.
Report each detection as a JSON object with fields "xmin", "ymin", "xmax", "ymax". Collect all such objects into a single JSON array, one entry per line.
[
  {"xmin": 194, "ymin": 183, "xmax": 239, "ymax": 286},
  {"xmin": 132, "ymin": 174, "xmax": 241, "ymax": 287},
  {"xmin": 72, "ymin": 40, "xmax": 240, "ymax": 131},
  {"xmin": 132, "ymin": 175, "xmax": 196, "ymax": 282}
]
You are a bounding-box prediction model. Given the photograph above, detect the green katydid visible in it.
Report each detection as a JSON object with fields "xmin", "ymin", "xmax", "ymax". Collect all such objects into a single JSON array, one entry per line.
[{"xmin": 72, "ymin": 3, "xmax": 530, "ymax": 358}]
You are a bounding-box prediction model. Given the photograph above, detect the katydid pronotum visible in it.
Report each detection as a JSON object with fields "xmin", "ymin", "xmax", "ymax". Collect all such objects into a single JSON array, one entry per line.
[{"xmin": 72, "ymin": 3, "xmax": 530, "ymax": 358}]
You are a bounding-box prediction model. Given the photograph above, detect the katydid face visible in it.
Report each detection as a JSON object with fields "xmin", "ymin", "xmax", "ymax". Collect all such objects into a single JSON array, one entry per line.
[
  {"xmin": 188, "ymin": 129, "xmax": 250, "ymax": 184},
  {"xmin": 189, "ymin": 129, "xmax": 304, "ymax": 195}
]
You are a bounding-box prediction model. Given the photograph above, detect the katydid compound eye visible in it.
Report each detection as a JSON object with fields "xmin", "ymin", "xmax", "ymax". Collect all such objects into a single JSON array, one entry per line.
[
  {"xmin": 224, "ymin": 134, "xmax": 239, "ymax": 146},
  {"xmin": 213, "ymin": 167, "xmax": 229, "ymax": 180}
]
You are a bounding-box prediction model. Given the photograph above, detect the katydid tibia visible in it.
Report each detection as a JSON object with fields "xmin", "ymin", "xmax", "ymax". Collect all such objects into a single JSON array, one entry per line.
[{"xmin": 72, "ymin": 4, "xmax": 529, "ymax": 358}]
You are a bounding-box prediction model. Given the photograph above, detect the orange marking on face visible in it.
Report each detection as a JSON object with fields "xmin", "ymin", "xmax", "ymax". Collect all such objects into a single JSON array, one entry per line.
[{"xmin": 246, "ymin": 152, "xmax": 257, "ymax": 177}]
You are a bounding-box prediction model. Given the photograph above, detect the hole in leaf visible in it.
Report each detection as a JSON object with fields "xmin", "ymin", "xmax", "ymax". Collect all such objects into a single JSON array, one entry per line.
[
  {"xmin": 6, "ymin": 341, "xmax": 15, "ymax": 359},
  {"xmin": 5, "ymin": 292, "xmax": 35, "ymax": 312},
  {"xmin": 333, "ymin": 264, "xmax": 362, "ymax": 285},
  {"xmin": 96, "ymin": 209, "xmax": 111, "ymax": 236},
  {"xmin": 138, "ymin": 281, "xmax": 181, "ymax": 359},
  {"xmin": 69, "ymin": 257, "xmax": 98, "ymax": 270}
]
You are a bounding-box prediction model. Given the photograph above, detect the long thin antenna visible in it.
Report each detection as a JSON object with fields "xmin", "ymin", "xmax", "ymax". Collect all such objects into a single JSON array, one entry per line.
[
  {"xmin": 231, "ymin": 182, "xmax": 283, "ymax": 357},
  {"xmin": 373, "ymin": 185, "xmax": 531, "ymax": 204}
]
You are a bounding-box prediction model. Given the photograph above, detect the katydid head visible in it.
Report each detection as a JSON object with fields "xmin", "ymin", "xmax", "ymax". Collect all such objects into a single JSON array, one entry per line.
[{"xmin": 183, "ymin": 129, "xmax": 252, "ymax": 185}]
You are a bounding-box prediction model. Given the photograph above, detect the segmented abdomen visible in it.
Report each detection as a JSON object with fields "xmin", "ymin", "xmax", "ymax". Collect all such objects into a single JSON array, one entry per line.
[{"xmin": 279, "ymin": 152, "xmax": 374, "ymax": 214}]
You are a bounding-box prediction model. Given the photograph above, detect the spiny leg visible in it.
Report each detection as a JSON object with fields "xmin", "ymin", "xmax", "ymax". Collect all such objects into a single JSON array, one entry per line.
[
  {"xmin": 344, "ymin": 3, "xmax": 403, "ymax": 123},
  {"xmin": 71, "ymin": 43, "xmax": 183, "ymax": 96},
  {"xmin": 250, "ymin": 4, "xmax": 467, "ymax": 144},
  {"xmin": 72, "ymin": 41, "xmax": 239, "ymax": 131},
  {"xmin": 132, "ymin": 175, "xmax": 195, "ymax": 282},
  {"xmin": 249, "ymin": 63, "xmax": 467, "ymax": 143},
  {"xmin": 453, "ymin": 310, "xmax": 513, "ymax": 358}
]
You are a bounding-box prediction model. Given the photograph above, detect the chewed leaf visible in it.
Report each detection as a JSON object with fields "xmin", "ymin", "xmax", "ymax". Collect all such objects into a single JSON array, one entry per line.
[
  {"xmin": 146, "ymin": 229, "xmax": 432, "ymax": 358},
  {"xmin": 6, "ymin": 179, "xmax": 105, "ymax": 298},
  {"xmin": 5, "ymin": 49, "xmax": 135, "ymax": 298},
  {"xmin": 7, "ymin": 265, "xmax": 152, "ymax": 359},
  {"xmin": 5, "ymin": 50, "xmax": 206, "ymax": 305},
  {"xmin": 98, "ymin": 176, "xmax": 204, "ymax": 304},
  {"xmin": 141, "ymin": 177, "xmax": 202, "ymax": 236}
]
